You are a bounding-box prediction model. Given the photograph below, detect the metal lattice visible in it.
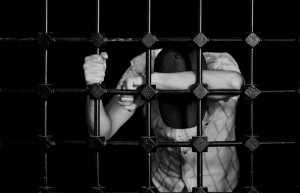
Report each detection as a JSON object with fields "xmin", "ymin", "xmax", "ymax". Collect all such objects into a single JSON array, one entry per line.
[{"xmin": 0, "ymin": 0, "xmax": 299, "ymax": 193}]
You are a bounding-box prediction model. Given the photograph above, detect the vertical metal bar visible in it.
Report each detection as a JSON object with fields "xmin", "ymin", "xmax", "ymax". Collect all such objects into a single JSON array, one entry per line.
[
  {"xmin": 146, "ymin": 49, "xmax": 151, "ymax": 186},
  {"xmin": 95, "ymin": 0, "xmax": 101, "ymax": 136},
  {"xmin": 196, "ymin": 0, "xmax": 204, "ymax": 188},
  {"xmin": 42, "ymin": 0, "xmax": 49, "ymax": 188},
  {"xmin": 249, "ymin": 0, "xmax": 255, "ymax": 189},
  {"xmin": 198, "ymin": 0, "xmax": 203, "ymax": 33},
  {"xmin": 146, "ymin": 0, "xmax": 152, "ymax": 187},
  {"xmin": 94, "ymin": 0, "xmax": 101, "ymax": 188},
  {"xmin": 249, "ymin": 49, "xmax": 254, "ymax": 135},
  {"xmin": 146, "ymin": 0, "xmax": 151, "ymax": 33},
  {"xmin": 250, "ymin": 49, "xmax": 254, "ymax": 85},
  {"xmin": 250, "ymin": 152, "xmax": 254, "ymax": 186},
  {"xmin": 44, "ymin": 0, "xmax": 48, "ymax": 33},
  {"xmin": 251, "ymin": 0, "xmax": 254, "ymax": 33},
  {"xmin": 96, "ymin": 0, "xmax": 100, "ymax": 35}
]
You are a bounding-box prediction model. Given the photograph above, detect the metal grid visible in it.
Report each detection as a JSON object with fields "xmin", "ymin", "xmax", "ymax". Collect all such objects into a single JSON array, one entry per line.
[{"xmin": 0, "ymin": 0, "xmax": 299, "ymax": 193}]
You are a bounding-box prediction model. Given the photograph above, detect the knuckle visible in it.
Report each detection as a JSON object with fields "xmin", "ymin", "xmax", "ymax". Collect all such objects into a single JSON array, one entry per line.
[{"xmin": 84, "ymin": 56, "xmax": 90, "ymax": 62}]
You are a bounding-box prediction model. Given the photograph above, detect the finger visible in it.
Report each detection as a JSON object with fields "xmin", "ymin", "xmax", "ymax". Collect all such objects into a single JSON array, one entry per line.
[
  {"xmin": 124, "ymin": 103, "xmax": 138, "ymax": 112},
  {"xmin": 118, "ymin": 101, "xmax": 133, "ymax": 106},
  {"xmin": 85, "ymin": 54, "xmax": 101, "ymax": 63},
  {"xmin": 100, "ymin": 52, "xmax": 108, "ymax": 69},
  {"xmin": 121, "ymin": 84, "xmax": 135, "ymax": 99},
  {"xmin": 119, "ymin": 96, "xmax": 134, "ymax": 102},
  {"xmin": 86, "ymin": 70, "xmax": 105, "ymax": 76},
  {"xmin": 100, "ymin": 52, "xmax": 108, "ymax": 60},
  {"xmin": 85, "ymin": 77, "xmax": 104, "ymax": 85},
  {"xmin": 125, "ymin": 76, "xmax": 144, "ymax": 90}
]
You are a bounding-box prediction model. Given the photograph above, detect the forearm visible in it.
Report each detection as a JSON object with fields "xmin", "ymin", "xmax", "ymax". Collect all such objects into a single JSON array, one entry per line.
[
  {"xmin": 86, "ymin": 96, "xmax": 112, "ymax": 139},
  {"xmin": 151, "ymin": 70, "xmax": 243, "ymax": 99}
]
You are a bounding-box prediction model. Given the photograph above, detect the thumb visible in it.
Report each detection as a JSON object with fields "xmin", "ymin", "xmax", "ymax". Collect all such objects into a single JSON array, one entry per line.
[
  {"xmin": 100, "ymin": 52, "xmax": 108, "ymax": 69},
  {"xmin": 126, "ymin": 76, "xmax": 144, "ymax": 89},
  {"xmin": 100, "ymin": 52, "xmax": 108, "ymax": 60}
]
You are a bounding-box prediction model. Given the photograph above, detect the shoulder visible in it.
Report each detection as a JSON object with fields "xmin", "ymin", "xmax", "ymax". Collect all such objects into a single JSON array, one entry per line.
[
  {"xmin": 203, "ymin": 52, "xmax": 240, "ymax": 73},
  {"xmin": 129, "ymin": 49, "xmax": 163, "ymax": 74}
]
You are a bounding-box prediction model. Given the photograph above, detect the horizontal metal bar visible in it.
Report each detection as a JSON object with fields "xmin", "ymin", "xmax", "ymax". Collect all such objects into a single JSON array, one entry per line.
[
  {"xmin": 262, "ymin": 38, "xmax": 296, "ymax": 42},
  {"xmin": 106, "ymin": 141, "xmax": 139, "ymax": 146},
  {"xmin": 0, "ymin": 37, "xmax": 36, "ymax": 42},
  {"xmin": 157, "ymin": 142, "xmax": 190, "ymax": 147},
  {"xmin": 209, "ymin": 38, "xmax": 243, "ymax": 42},
  {"xmin": 261, "ymin": 89, "xmax": 296, "ymax": 94},
  {"xmin": 260, "ymin": 141, "xmax": 296, "ymax": 145},
  {"xmin": 0, "ymin": 88, "xmax": 298, "ymax": 95},
  {"xmin": 1, "ymin": 140, "xmax": 295, "ymax": 147},
  {"xmin": 54, "ymin": 140, "xmax": 87, "ymax": 145},
  {"xmin": 157, "ymin": 37, "xmax": 192, "ymax": 42},
  {"xmin": 209, "ymin": 141, "xmax": 243, "ymax": 146},
  {"xmin": 54, "ymin": 89, "xmax": 87, "ymax": 93},
  {"xmin": 0, "ymin": 36, "xmax": 297, "ymax": 43},
  {"xmin": 54, "ymin": 37, "xmax": 89, "ymax": 42},
  {"xmin": 106, "ymin": 38, "xmax": 141, "ymax": 43},
  {"xmin": 0, "ymin": 89, "xmax": 35, "ymax": 93},
  {"xmin": 0, "ymin": 141, "xmax": 35, "ymax": 145}
]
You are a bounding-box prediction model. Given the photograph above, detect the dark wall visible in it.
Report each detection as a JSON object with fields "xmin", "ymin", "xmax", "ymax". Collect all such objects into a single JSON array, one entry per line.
[{"xmin": 0, "ymin": 0, "xmax": 299, "ymax": 192}]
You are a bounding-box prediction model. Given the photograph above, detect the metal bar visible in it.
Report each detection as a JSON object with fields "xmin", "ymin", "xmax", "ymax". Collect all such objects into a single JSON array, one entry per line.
[
  {"xmin": 250, "ymin": 49, "xmax": 254, "ymax": 84},
  {"xmin": 146, "ymin": 0, "xmax": 151, "ymax": 33},
  {"xmin": 157, "ymin": 37, "xmax": 192, "ymax": 42},
  {"xmin": 2, "ymin": 140, "xmax": 296, "ymax": 147},
  {"xmin": 93, "ymin": 0, "xmax": 101, "ymax": 188},
  {"xmin": 260, "ymin": 141, "xmax": 296, "ymax": 145},
  {"xmin": 261, "ymin": 90, "xmax": 296, "ymax": 94},
  {"xmin": 209, "ymin": 38, "xmax": 243, "ymax": 42},
  {"xmin": 42, "ymin": 0, "xmax": 49, "ymax": 189},
  {"xmin": 54, "ymin": 37, "xmax": 89, "ymax": 42},
  {"xmin": 146, "ymin": 49, "xmax": 151, "ymax": 139},
  {"xmin": 250, "ymin": 152, "xmax": 254, "ymax": 186},
  {"xmin": 0, "ymin": 37, "xmax": 37, "ymax": 42},
  {"xmin": 146, "ymin": 0, "xmax": 152, "ymax": 188},
  {"xmin": 1, "ymin": 88, "xmax": 298, "ymax": 95},
  {"xmin": 262, "ymin": 38, "xmax": 296, "ymax": 42},
  {"xmin": 106, "ymin": 38, "xmax": 140, "ymax": 43},
  {"xmin": 249, "ymin": 0, "xmax": 255, "ymax": 189},
  {"xmin": 0, "ymin": 89, "xmax": 35, "ymax": 93},
  {"xmin": 251, "ymin": 0, "xmax": 254, "ymax": 32},
  {"xmin": 1, "ymin": 37, "xmax": 297, "ymax": 43},
  {"xmin": 197, "ymin": 0, "xmax": 204, "ymax": 188},
  {"xmin": 94, "ymin": 100, "xmax": 100, "ymax": 137},
  {"xmin": 250, "ymin": 102, "xmax": 254, "ymax": 135},
  {"xmin": 53, "ymin": 89, "xmax": 87, "ymax": 93},
  {"xmin": 44, "ymin": 0, "xmax": 48, "ymax": 33},
  {"xmin": 198, "ymin": 0, "xmax": 203, "ymax": 33}
]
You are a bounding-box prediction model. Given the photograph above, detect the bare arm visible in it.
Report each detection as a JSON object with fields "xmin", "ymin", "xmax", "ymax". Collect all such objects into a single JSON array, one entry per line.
[
  {"xmin": 151, "ymin": 70, "xmax": 244, "ymax": 99},
  {"xmin": 84, "ymin": 53, "xmax": 136, "ymax": 140},
  {"xmin": 86, "ymin": 88, "xmax": 136, "ymax": 140}
]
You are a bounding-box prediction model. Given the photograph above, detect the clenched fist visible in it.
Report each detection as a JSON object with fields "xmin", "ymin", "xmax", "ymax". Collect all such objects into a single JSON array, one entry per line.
[
  {"xmin": 118, "ymin": 76, "xmax": 145, "ymax": 112},
  {"xmin": 83, "ymin": 52, "xmax": 108, "ymax": 86}
]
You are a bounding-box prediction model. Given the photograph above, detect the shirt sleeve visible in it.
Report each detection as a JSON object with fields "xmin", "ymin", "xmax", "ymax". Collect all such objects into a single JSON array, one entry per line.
[
  {"xmin": 117, "ymin": 49, "xmax": 162, "ymax": 88},
  {"xmin": 203, "ymin": 52, "xmax": 241, "ymax": 74},
  {"xmin": 203, "ymin": 52, "xmax": 242, "ymax": 100}
]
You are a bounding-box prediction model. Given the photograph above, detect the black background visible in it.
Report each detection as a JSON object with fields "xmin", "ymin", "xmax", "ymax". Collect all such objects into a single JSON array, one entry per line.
[{"xmin": 0, "ymin": 0, "xmax": 299, "ymax": 192}]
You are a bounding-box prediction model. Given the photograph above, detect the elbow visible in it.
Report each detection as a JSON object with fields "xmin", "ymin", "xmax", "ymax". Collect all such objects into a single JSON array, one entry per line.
[{"xmin": 229, "ymin": 72, "xmax": 244, "ymax": 90}]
